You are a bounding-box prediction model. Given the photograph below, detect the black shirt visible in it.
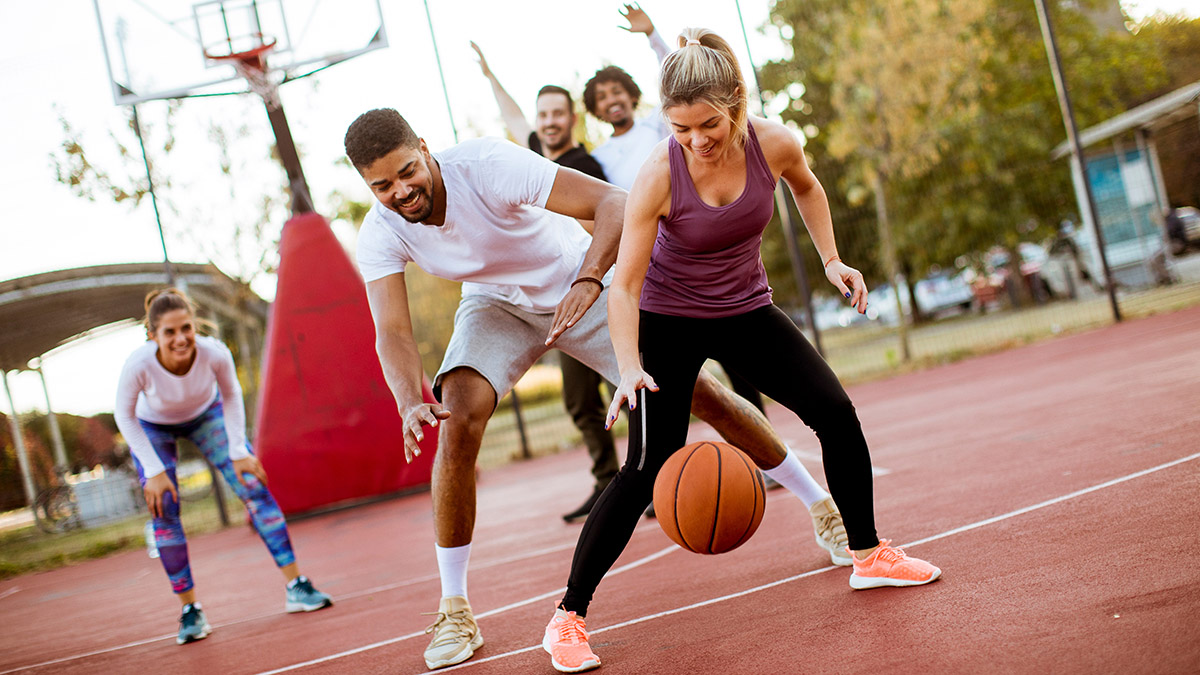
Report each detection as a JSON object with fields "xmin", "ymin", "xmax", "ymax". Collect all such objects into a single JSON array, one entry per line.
[{"xmin": 528, "ymin": 132, "xmax": 607, "ymax": 182}]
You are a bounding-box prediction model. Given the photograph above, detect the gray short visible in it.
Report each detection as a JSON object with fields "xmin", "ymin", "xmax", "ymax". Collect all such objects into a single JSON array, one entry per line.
[{"xmin": 433, "ymin": 290, "xmax": 620, "ymax": 402}]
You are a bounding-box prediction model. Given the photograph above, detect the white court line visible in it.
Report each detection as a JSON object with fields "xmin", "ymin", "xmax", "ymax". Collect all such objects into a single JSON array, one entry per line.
[
  {"xmin": 0, "ymin": 587, "xmax": 20, "ymax": 601},
  {"xmin": 425, "ymin": 451, "xmax": 1200, "ymax": 674},
  {"xmin": 0, "ymin": 522, "xmax": 665, "ymax": 675},
  {"xmin": 251, "ymin": 547, "xmax": 679, "ymax": 675},
  {"xmin": 13, "ymin": 452, "xmax": 1196, "ymax": 675}
]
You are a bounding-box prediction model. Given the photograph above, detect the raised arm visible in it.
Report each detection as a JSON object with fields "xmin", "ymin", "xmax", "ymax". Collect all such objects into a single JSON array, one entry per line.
[
  {"xmin": 541, "ymin": 167, "xmax": 628, "ymax": 346},
  {"xmin": 765, "ymin": 118, "xmax": 868, "ymax": 312},
  {"xmin": 620, "ymin": 3, "xmax": 671, "ymax": 65},
  {"xmin": 604, "ymin": 143, "xmax": 671, "ymax": 425},
  {"xmin": 365, "ymin": 272, "xmax": 450, "ymax": 461},
  {"xmin": 470, "ymin": 41, "xmax": 533, "ymax": 148}
]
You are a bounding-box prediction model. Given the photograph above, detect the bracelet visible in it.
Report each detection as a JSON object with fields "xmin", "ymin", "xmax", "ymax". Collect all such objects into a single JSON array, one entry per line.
[
  {"xmin": 571, "ymin": 276, "xmax": 604, "ymax": 290},
  {"xmin": 823, "ymin": 255, "xmax": 841, "ymax": 268}
]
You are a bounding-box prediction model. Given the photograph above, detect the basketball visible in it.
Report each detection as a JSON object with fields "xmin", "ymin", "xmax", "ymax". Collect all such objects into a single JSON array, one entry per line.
[{"xmin": 653, "ymin": 441, "xmax": 766, "ymax": 554}]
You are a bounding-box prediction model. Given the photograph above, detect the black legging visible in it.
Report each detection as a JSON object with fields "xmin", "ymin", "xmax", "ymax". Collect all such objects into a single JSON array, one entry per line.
[{"xmin": 561, "ymin": 304, "xmax": 878, "ymax": 615}]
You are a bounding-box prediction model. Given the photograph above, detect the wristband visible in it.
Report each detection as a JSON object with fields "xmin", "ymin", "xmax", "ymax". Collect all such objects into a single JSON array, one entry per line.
[
  {"xmin": 823, "ymin": 255, "xmax": 841, "ymax": 268},
  {"xmin": 571, "ymin": 276, "xmax": 604, "ymax": 290}
]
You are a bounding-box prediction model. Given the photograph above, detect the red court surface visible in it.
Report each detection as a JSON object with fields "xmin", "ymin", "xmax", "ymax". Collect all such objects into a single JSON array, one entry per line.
[{"xmin": 3, "ymin": 306, "xmax": 1199, "ymax": 674}]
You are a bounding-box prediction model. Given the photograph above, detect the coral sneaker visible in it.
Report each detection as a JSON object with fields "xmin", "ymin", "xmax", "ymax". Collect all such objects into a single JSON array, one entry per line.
[
  {"xmin": 849, "ymin": 540, "xmax": 941, "ymax": 589},
  {"xmin": 543, "ymin": 607, "xmax": 601, "ymax": 673}
]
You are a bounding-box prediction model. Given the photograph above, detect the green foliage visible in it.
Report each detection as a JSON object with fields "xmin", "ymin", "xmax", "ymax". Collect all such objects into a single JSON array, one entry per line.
[
  {"xmin": 762, "ymin": 0, "xmax": 1173, "ymax": 286},
  {"xmin": 0, "ymin": 411, "xmax": 120, "ymax": 511}
]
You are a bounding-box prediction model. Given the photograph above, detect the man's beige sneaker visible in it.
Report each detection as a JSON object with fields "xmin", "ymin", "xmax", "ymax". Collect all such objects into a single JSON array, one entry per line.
[
  {"xmin": 423, "ymin": 595, "xmax": 484, "ymax": 670},
  {"xmin": 810, "ymin": 497, "xmax": 852, "ymax": 566}
]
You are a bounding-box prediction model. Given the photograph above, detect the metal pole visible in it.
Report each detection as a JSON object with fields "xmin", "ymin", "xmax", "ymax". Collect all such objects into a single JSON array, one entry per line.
[
  {"xmin": 1034, "ymin": 0, "xmax": 1121, "ymax": 322},
  {"xmin": 34, "ymin": 366, "xmax": 69, "ymax": 471},
  {"xmin": 423, "ymin": 0, "xmax": 459, "ymax": 143},
  {"xmin": 2, "ymin": 371, "xmax": 38, "ymax": 512},
  {"xmin": 115, "ymin": 21, "xmax": 175, "ymax": 286},
  {"xmin": 734, "ymin": 0, "xmax": 823, "ymax": 354},
  {"xmin": 264, "ymin": 102, "xmax": 315, "ymax": 215},
  {"xmin": 509, "ymin": 391, "xmax": 532, "ymax": 460}
]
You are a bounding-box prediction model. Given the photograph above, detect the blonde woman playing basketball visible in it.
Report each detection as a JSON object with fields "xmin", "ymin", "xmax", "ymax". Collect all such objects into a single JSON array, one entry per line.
[{"xmin": 543, "ymin": 28, "xmax": 940, "ymax": 673}]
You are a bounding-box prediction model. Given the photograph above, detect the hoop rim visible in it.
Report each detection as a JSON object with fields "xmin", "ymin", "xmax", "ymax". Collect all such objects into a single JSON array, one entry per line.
[{"xmin": 203, "ymin": 36, "xmax": 278, "ymax": 64}]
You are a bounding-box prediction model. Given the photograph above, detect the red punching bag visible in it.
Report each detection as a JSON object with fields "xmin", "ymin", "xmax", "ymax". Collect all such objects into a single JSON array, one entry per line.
[{"xmin": 254, "ymin": 213, "xmax": 437, "ymax": 514}]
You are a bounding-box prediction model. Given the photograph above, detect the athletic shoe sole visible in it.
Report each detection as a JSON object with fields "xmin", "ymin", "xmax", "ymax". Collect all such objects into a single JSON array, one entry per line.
[
  {"xmin": 176, "ymin": 623, "xmax": 212, "ymax": 645},
  {"xmin": 286, "ymin": 598, "xmax": 333, "ymax": 613},
  {"xmin": 814, "ymin": 532, "xmax": 853, "ymax": 567},
  {"xmin": 849, "ymin": 568, "xmax": 942, "ymax": 590},
  {"xmin": 425, "ymin": 632, "xmax": 484, "ymax": 670},
  {"xmin": 542, "ymin": 633, "xmax": 601, "ymax": 673}
]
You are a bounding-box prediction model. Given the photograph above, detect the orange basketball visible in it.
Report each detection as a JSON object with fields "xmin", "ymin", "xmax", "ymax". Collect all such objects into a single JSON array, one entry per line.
[{"xmin": 653, "ymin": 441, "xmax": 766, "ymax": 554}]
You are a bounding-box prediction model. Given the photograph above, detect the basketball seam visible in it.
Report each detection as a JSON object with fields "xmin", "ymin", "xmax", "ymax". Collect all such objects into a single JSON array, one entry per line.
[
  {"xmin": 707, "ymin": 442, "xmax": 722, "ymax": 554},
  {"xmin": 673, "ymin": 445, "xmax": 701, "ymax": 552},
  {"xmin": 730, "ymin": 449, "xmax": 763, "ymax": 551}
]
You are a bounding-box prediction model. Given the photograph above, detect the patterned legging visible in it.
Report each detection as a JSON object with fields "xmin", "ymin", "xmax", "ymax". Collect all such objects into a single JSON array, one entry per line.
[{"xmin": 134, "ymin": 398, "xmax": 295, "ymax": 594}]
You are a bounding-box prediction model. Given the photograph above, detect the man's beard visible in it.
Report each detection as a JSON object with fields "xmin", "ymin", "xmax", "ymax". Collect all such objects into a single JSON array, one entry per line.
[
  {"xmin": 541, "ymin": 128, "xmax": 571, "ymax": 153},
  {"xmin": 392, "ymin": 187, "xmax": 434, "ymax": 223}
]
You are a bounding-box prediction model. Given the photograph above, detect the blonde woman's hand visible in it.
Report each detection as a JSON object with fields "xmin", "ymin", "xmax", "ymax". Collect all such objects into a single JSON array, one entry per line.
[
  {"xmin": 605, "ymin": 367, "xmax": 658, "ymax": 430},
  {"xmin": 826, "ymin": 260, "xmax": 869, "ymax": 313}
]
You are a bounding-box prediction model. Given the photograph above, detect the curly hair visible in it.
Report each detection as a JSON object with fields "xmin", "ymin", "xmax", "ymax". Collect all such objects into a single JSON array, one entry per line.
[
  {"xmin": 583, "ymin": 66, "xmax": 642, "ymax": 117},
  {"xmin": 344, "ymin": 108, "xmax": 419, "ymax": 169}
]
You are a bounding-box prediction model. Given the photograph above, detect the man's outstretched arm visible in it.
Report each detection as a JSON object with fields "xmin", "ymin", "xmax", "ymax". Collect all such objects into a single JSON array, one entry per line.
[
  {"xmin": 365, "ymin": 272, "xmax": 450, "ymax": 461},
  {"xmin": 471, "ymin": 41, "xmax": 533, "ymax": 147}
]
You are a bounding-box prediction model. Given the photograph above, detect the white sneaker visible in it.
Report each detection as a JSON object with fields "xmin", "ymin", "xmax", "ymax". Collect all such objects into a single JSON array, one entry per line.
[
  {"xmin": 423, "ymin": 596, "xmax": 484, "ymax": 670},
  {"xmin": 810, "ymin": 497, "xmax": 852, "ymax": 566}
]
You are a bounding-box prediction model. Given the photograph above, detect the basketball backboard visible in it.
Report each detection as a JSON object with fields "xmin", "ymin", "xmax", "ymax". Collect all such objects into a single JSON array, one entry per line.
[{"xmin": 92, "ymin": 0, "xmax": 387, "ymax": 105}]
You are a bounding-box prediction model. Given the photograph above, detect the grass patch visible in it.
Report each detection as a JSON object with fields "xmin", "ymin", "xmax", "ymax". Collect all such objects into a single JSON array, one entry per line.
[{"xmin": 0, "ymin": 487, "xmax": 237, "ymax": 580}]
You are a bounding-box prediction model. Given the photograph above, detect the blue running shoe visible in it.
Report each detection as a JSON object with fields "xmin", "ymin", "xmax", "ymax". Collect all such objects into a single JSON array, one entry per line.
[
  {"xmin": 285, "ymin": 575, "xmax": 333, "ymax": 613},
  {"xmin": 177, "ymin": 603, "xmax": 212, "ymax": 645}
]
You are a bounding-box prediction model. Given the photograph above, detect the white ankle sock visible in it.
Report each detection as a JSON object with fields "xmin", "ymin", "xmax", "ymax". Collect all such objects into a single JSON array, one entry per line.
[
  {"xmin": 763, "ymin": 449, "xmax": 829, "ymax": 508},
  {"xmin": 436, "ymin": 543, "xmax": 471, "ymax": 600}
]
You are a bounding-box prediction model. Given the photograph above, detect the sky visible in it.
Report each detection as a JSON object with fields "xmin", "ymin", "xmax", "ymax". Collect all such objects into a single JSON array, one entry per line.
[{"xmin": 1, "ymin": 0, "xmax": 1196, "ymax": 419}]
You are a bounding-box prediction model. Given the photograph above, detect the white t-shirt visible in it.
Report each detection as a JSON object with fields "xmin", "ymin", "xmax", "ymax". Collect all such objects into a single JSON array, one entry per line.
[
  {"xmin": 114, "ymin": 336, "xmax": 250, "ymax": 478},
  {"xmin": 356, "ymin": 137, "xmax": 599, "ymax": 313},
  {"xmin": 591, "ymin": 28, "xmax": 673, "ymax": 191},
  {"xmin": 591, "ymin": 115, "xmax": 671, "ymax": 191}
]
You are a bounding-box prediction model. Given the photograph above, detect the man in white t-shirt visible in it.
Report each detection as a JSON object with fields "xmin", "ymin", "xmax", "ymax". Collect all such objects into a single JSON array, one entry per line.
[
  {"xmin": 585, "ymin": 4, "xmax": 671, "ymax": 191},
  {"xmin": 344, "ymin": 108, "xmax": 800, "ymax": 671}
]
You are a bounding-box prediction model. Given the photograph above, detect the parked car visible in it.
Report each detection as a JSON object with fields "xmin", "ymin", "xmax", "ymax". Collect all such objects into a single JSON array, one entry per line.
[
  {"xmin": 913, "ymin": 270, "xmax": 974, "ymax": 316},
  {"xmin": 1167, "ymin": 206, "xmax": 1200, "ymax": 254}
]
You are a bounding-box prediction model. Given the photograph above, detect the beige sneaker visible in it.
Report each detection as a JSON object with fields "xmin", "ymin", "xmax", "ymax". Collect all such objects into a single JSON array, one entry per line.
[
  {"xmin": 810, "ymin": 497, "xmax": 852, "ymax": 566},
  {"xmin": 423, "ymin": 596, "xmax": 484, "ymax": 670}
]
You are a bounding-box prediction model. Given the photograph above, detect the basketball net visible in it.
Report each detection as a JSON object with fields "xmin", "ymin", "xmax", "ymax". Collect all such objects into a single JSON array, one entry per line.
[
  {"xmin": 205, "ymin": 38, "xmax": 281, "ymax": 110},
  {"xmin": 231, "ymin": 55, "xmax": 281, "ymax": 111}
]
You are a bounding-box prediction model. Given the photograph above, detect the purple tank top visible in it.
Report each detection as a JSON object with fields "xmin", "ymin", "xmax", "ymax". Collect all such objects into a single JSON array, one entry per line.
[{"xmin": 640, "ymin": 122, "xmax": 776, "ymax": 318}]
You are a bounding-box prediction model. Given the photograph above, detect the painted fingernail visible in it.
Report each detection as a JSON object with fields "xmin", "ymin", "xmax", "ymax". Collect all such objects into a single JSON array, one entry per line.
[{"xmin": 844, "ymin": 292, "xmax": 852, "ymax": 298}]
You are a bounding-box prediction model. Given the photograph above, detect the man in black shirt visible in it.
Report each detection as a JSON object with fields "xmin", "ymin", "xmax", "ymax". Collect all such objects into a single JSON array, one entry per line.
[{"xmin": 472, "ymin": 42, "xmax": 618, "ymax": 523}]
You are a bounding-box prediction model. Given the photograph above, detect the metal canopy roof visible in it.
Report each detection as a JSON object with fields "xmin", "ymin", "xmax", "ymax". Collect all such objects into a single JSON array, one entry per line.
[
  {"xmin": 0, "ymin": 263, "xmax": 268, "ymax": 371},
  {"xmin": 1052, "ymin": 80, "xmax": 1200, "ymax": 159}
]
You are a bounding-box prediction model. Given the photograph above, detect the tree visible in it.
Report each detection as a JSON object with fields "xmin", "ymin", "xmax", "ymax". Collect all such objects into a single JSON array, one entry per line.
[
  {"xmin": 760, "ymin": 0, "xmax": 884, "ymax": 309},
  {"xmin": 1129, "ymin": 14, "xmax": 1200, "ymax": 209},
  {"xmin": 51, "ymin": 100, "xmax": 289, "ymax": 289},
  {"xmin": 763, "ymin": 0, "xmax": 1169, "ymax": 335}
]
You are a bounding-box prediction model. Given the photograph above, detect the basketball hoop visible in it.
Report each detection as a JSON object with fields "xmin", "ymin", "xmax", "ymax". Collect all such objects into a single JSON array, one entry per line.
[{"xmin": 205, "ymin": 37, "xmax": 280, "ymax": 109}]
